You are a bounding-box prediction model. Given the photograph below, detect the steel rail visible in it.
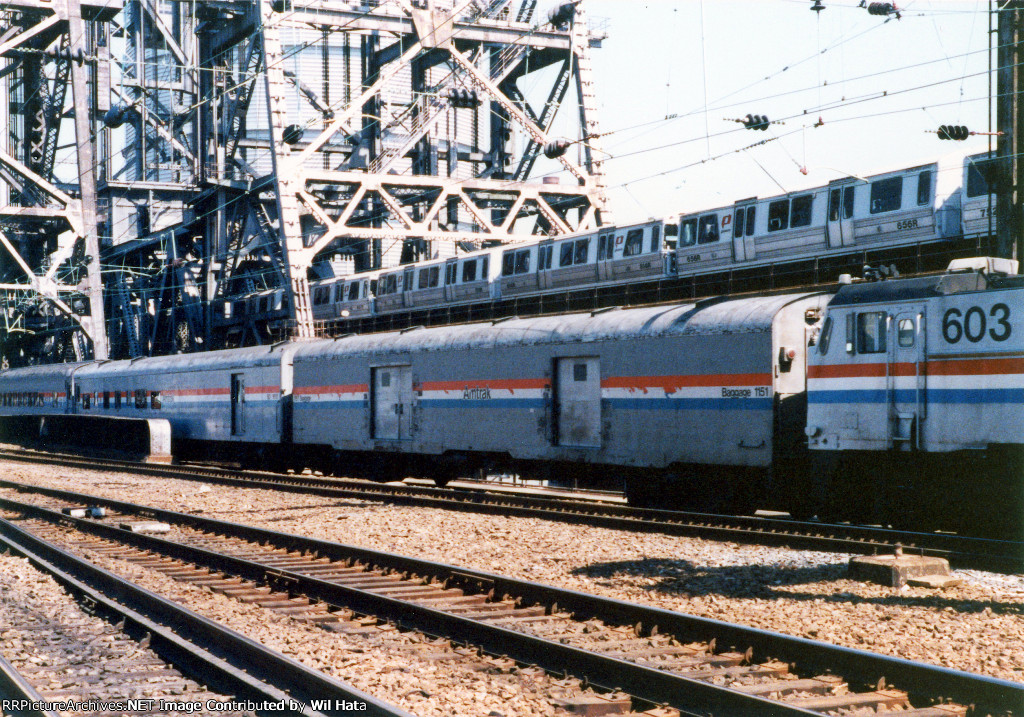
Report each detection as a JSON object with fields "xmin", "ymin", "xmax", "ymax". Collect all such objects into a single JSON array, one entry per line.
[
  {"xmin": 2, "ymin": 484, "xmax": 1021, "ymax": 716},
  {"xmin": 0, "ymin": 448, "xmax": 1019, "ymax": 573},
  {"xmin": 0, "ymin": 652, "xmax": 59, "ymax": 717},
  {"xmin": 0, "ymin": 514, "xmax": 412, "ymax": 717}
]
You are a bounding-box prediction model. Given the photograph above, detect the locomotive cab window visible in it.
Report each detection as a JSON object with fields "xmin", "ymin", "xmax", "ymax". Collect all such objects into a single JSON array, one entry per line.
[
  {"xmin": 768, "ymin": 200, "xmax": 789, "ymax": 232},
  {"xmin": 348, "ymin": 281, "xmax": 360, "ymax": 301},
  {"xmin": 898, "ymin": 318, "xmax": 915, "ymax": 347},
  {"xmin": 817, "ymin": 316, "xmax": 833, "ymax": 355},
  {"xmin": 857, "ymin": 312, "xmax": 887, "ymax": 353},
  {"xmin": 870, "ymin": 177, "xmax": 903, "ymax": 214}
]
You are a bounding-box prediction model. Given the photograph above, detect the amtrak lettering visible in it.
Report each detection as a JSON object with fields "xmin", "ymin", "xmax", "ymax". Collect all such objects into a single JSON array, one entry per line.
[{"xmin": 463, "ymin": 386, "xmax": 492, "ymax": 400}]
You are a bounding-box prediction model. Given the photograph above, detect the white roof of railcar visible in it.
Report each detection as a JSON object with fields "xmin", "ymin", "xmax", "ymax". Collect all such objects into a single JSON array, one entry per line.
[{"xmin": 293, "ymin": 292, "xmax": 829, "ymax": 360}]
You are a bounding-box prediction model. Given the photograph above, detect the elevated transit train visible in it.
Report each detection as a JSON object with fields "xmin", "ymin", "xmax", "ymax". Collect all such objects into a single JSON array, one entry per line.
[
  {"xmin": 2, "ymin": 256, "xmax": 1022, "ymax": 537},
  {"xmin": 299, "ymin": 152, "xmax": 998, "ymax": 325}
]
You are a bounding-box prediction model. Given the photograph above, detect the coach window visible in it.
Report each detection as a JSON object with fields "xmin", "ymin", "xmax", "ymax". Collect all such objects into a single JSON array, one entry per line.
[
  {"xmin": 768, "ymin": 200, "xmax": 789, "ymax": 231},
  {"xmin": 857, "ymin": 312, "xmax": 887, "ymax": 353},
  {"xmin": 103, "ymin": 391, "xmax": 110, "ymax": 409},
  {"xmin": 791, "ymin": 195, "xmax": 813, "ymax": 228},
  {"xmin": 917, "ymin": 171, "xmax": 932, "ymax": 206},
  {"xmin": 898, "ymin": 318, "xmax": 915, "ymax": 347},
  {"xmin": 624, "ymin": 229, "xmax": 644, "ymax": 256},
  {"xmin": 870, "ymin": 177, "xmax": 902, "ymax": 214},
  {"xmin": 114, "ymin": 391, "xmax": 122, "ymax": 409},
  {"xmin": 151, "ymin": 391, "xmax": 162, "ymax": 410},
  {"xmin": 462, "ymin": 259, "xmax": 478, "ymax": 282}
]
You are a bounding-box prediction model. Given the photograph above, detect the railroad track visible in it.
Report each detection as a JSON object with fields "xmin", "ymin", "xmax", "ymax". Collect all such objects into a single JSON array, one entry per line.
[
  {"xmin": 0, "ymin": 504, "xmax": 407, "ymax": 717},
  {"xmin": 0, "ymin": 483, "xmax": 1021, "ymax": 717},
  {"xmin": 0, "ymin": 447, "xmax": 1020, "ymax": 573}
]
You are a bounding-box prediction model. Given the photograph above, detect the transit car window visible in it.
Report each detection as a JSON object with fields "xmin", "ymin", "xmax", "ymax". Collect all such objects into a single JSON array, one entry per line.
[
  {"xmin": 680, "ymin": 218, "xmax": 697, "ymax": 246},
  {"xmin": 481, "ymin": 257, "xmax": 488, "ymax": 277},
  {"xmin": 115, "ymin": 391, "xmax": 121, "ymax": 409},
  {"xmin": 857, "ymin": 312, "xmax": 887, "ymax": 353},
  {"xmin": 537, "ymin": 245, "xmax": 553, "ymax": 271},
  {"xmin": 745, "ymin": 206, "xmax": 755, "ymax": 236},
  {"xmin": 735, "ymin": 208, "xmax": 746, "ymax": 238},
  {"xmin": 697, "ymin": 215, "xmax": 719, "ymax": 244},
  {"xmin": 559, "ymin": 242, "xmax": 574, "ymax": 267},
  {"xmin": 502, "ymin": 252, "xmax": 515, "ymax": 276},
  {"xmin": 624, "ymin": 229, "xmax": 644, "ymax": 256},
  {"xmin": 917, "ymin": 170, "xmax": 932, "ymax": 205},
  {"xmin": 103, "ymin": 391, "xmax": 110, "ymax": 409},
  {"xmin": 573, "ymin": 238, "xmax": 590, "ymax": 264},
  {"xmin": 790, "ymin": 195, "xmax": 813, "ymax": 228},
  {"xmin": 82, "ymin": 393, "xmax": 91, "ymax": 409},
  {"xmin": 597, "ymin": 234, "xmax": 610, "ymax": 260},
  {"xmin": 828, "ymin": 189, "xmax": 840, "ymax": 222},
  {"xmin": 151, "ymin": 391, "xmax": 162, "ymax": 410},
  {"xmin": 843, "ymin": 186, "xmax": 854, "ymax": 218},
  {"xmin": 348, "ymin": 282, "xmax": 359, "ymax": 300},
  {"xmin": 650, "ymin": 225, "xmax": 660, "ymax": 252},
  {"xmin": 898, "ymin": 318, "xmax": 915, "ymax": 347},
  {"xmin": 573, "ymin": 363, "xmax": 587, "ymax": 381},
  {"xmin": 428, "ymin": 266, "xmax": 439, "ymax": 286},
  {"xmin": 870, "ymin": 177, "xmax": 902, "ymax": 214},
  {"xmin": 966, "ymin": 158, "xmax": 995, "ymax": 197},
  {"xmin": 445, "ymin": 264, "xmax": 456, "ymax": 285},
  {"xmin": 462, "ymin": 260, "xmax": 477, "ymax": 282},
  {"xmin": 135, "ymin": 389, "xmax": 147, "ymax": 409},
  {"xmin": 514, "ymin": 249, "xmax": 530, "ymax": 274},
  {"xmin": 768, "ymin": 200, "xmax": 789, "ymax": 231}
]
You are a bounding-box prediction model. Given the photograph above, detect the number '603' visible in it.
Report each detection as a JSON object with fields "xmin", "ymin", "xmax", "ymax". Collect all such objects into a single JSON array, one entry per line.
[{"xmin": 942, "ymin": 304, "xmax": 1011, "ymax": 343}]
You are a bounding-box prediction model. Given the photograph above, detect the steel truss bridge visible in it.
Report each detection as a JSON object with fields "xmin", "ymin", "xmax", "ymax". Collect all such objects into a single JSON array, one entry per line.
[{"xmin": 0, "ymin": 0, "xmax": 610, "ymax": 364}]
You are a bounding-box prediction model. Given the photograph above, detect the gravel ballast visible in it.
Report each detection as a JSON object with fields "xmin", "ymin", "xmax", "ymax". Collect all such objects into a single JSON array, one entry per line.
[{"xmin": 0, "ymin": 458, "xmax": 1021, "ymax": 687}]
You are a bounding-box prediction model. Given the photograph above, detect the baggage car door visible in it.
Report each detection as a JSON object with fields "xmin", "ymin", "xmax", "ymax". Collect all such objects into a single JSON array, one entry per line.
[
  {"xmin": 373, "ymin": 366, "xmax": 413, "ymax": 440},
  {"xmin": 555, "ymin": 357, "xmax": 601, "ymax": 448},
  {"xmin": 888, "ymin": 308, "xmax": 926, "ymax": 449}
]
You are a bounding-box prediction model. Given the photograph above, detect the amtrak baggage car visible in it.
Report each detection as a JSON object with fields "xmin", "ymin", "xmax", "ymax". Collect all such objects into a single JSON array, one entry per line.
[
  {"xmin": 805, "ymin": 258, "xmax": 1024, "ymax": 532},
  {"xmin": 70, "ymin": 345, "xmax": 293, "ymax": 459},
  {"xmin": 291, "ymin": 292, "xmax": 827, "ymax": 510}
]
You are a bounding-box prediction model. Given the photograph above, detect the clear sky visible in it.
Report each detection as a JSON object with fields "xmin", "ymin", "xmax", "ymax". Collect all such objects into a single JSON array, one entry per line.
[{"xmin": 531, "ymin": 0, "xmax": 995, "ymax": 224}]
